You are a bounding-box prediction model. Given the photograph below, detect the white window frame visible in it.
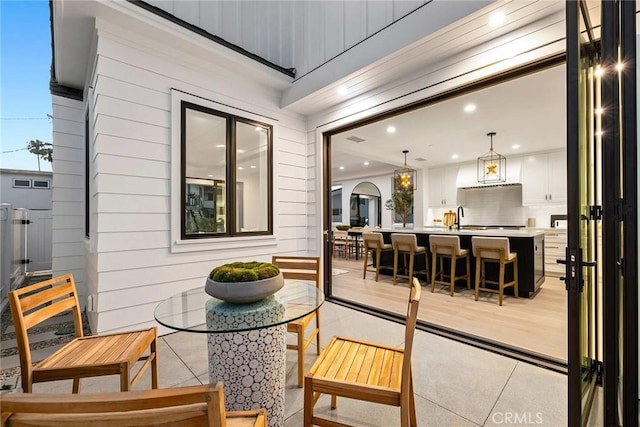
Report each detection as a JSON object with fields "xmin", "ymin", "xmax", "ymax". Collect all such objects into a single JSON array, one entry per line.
[
  {"xmin": 32, "ymin": 179, "xmax": 50, "ymax": 189},
  {"xmin": 12, "ymin": 179, "xmax": 31, "ymax": 188},
  {"xmin": 170, "ymin": 89, "xmax": 278, "ymax": 254}
]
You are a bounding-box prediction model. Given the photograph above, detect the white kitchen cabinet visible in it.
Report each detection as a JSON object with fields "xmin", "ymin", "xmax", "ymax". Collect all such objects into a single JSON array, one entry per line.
[
  {"xmin": 522, "ymin": 151, "xmax": 566, "ymax": 205},
  {"xmin": 428, "ymin": 166, "xmax": 458, "ymax": 207},
  {"xmin": 544, "ymin": 229, "xmax": 567, "ymax": 276}
]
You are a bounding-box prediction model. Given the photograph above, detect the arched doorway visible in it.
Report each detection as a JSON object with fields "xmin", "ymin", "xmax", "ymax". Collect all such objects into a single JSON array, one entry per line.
[{"xmin": 350, "ymin": 182, "xmax": 381, "ymax": 227}]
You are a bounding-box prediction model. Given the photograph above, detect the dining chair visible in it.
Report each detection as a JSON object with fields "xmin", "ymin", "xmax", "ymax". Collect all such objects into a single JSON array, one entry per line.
[
  {"xmin": 471, "ymin": 236, "xmax": 519, "ymax": 306},
  {"xmin": 304, "ymin": 278, "xmax": 421, "ymax": 427},
  {"xmin": 362, "ymin": 232, "xmax": 393, "ymax": 281},
  {"xmin": 271, "ymin": 255, "xmax": 321, "ymax": 388},
  {"xmin": 332, "ymin": 230, "xmax": 351, "ymax": 259},
  {"xmin": 429, "ymin": 235, "xmax": 471, "ymax": 297},
  {"xmin": 8, "ymin": 274, "xmax": 158, "ymax": 393},
  {"xmin": 0, "ymin": 382, "xmax": 267, "ymax": 427}
]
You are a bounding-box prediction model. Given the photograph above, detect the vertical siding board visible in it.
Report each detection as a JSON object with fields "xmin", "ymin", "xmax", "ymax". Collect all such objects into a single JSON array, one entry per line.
[
  {"xmin": 305, "ymin": 1, "xmax": 325, "ymax": 72},
  {"xmin": 255, "ymin": 1, "xmax": 269, "ymax": 60},
  {"xmin": 323, "ymin": 1, "xmax": 345, "ymax": 61},
  {"xmin": 279, "ymin": 1, "xmax": 294, "ymax": 67},
  {"xmin": 198, "ymin": 0, "xmax": 221, "ymax": 36},
  {"xmin": 173, "ymin": 0, "xmax": 199, "ymax": 24},
  {"xmin": 240, "ymin": 1, "xmax": 258, "ymax": 55},
  {"xmin": 221, "ymin": 1, "xmax": 241, "ymax": 46},
  {"xmin": 392, "ymin": 0, "xmax": 422, "ymax": 20},
  {"xmin": 344, "ymin": 1, "xmax": 367, "ymax": 49},
  {"xmin": 266, "ymin": 2, "xmax": 282, "ymax": 65},
  {"xmin": 293, "ymin": 1, "xmax": 307, "ymax": 76},
  {"xmin": 367, "ymin": 0, "xmax": 393, "ymax": 36}
]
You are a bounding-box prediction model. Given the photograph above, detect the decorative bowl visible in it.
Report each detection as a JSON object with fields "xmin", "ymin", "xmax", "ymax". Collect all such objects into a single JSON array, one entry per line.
[
  {"xmin": 335, "ymin": 224, "xmax": 350, "ymax": 231},
  {"xmin": 205, "ymin": 272, "xmax": 284, "ymax": 304}
]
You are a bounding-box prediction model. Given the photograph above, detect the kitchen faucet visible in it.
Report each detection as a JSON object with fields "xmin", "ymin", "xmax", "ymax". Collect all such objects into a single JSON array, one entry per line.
[{"xmin": 456, "ymin": 206, "xmax": 464, "ymax": 230}]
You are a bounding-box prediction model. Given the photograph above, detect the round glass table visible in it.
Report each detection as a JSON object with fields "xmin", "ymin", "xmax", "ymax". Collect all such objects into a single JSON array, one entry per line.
[{"xmin": 154, "ymin": 280, "xmax": 324, "ymax": 427}]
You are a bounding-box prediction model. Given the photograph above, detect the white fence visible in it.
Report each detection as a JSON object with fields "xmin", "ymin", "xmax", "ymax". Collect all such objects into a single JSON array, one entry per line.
[{"xmin": 0, "ymin": 204, "xmax": 52, "ymax": 310}]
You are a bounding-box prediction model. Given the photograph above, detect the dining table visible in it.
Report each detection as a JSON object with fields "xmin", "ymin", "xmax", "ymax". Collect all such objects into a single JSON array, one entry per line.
[{"xmin": 154, "ymin": 279, "xmax": 324, "ymax": 427}]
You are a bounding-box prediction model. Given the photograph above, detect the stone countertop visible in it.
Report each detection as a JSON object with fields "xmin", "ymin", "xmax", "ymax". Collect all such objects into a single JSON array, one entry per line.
[{"xmin": 380, "ymin": 227, "xmax": 545, "ymax": 237}]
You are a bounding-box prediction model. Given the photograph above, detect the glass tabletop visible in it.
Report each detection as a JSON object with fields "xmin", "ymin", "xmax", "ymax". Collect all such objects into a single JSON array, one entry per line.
[{"xmin": 154, "ymin": 280, "xmax": 324, "ymax": 333}]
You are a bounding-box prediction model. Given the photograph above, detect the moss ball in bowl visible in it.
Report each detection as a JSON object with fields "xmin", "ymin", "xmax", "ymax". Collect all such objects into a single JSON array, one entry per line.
[
  {"xmin": 335, "ymin": 224, "xmax": 350, "ymax": 231},
  {"xmin": 206, "ymin": 261, "xmax": 284, "ymax": 303}
]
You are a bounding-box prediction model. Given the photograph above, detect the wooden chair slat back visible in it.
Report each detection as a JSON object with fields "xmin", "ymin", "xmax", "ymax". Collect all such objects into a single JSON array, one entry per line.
[
  {"xmin": 0, "ymin": 383, "xmax": 230, "ymax": 427},
  {"xmin": 401, "ymin": 278, "xmax": 422, "ymax": 395},
  {"xmin": 272, "ymin": 256, "xmax": 320, "ymax": 288}
]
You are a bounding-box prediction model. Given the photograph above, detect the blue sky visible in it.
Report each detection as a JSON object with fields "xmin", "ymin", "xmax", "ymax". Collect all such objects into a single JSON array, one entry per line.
[{"xmin": 1, "ymin": 0, "xmax": 53, "ymax": 172}]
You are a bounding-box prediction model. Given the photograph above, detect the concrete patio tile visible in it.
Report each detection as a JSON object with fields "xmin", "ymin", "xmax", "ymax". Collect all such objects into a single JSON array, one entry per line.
[
  {"xmin": 317, "ymin": 302, "xmax": 360, "ymax": 326},
  {"xmin": 162, "ymin": 331, "xmax": 209, "ymax": 377},
  {"xmin": 319, "ymin": 309, "xmax": 406, "ymax": 348},
  {"xmin": 410, "ymin": 330, "xmax": 518, "ymax": 425},
  {"xmin": 284, "ymin": 393, "xmax": 480, "ymax": 426},
  {"xmin": 484, "ymin": 362, "xmax": 567, "ymax": 426}
]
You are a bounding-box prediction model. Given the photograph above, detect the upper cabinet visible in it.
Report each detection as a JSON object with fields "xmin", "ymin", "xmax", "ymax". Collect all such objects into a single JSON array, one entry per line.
[
  {"xmin": 521, "ymin": 151, "xmax": 567, "ymax": 205},
  {"xmin": 428, "ymin": 166, "xmax": 458, "ymax": 207}
]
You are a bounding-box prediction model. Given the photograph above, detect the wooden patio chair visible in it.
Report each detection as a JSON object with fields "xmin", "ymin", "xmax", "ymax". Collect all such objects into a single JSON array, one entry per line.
[
  {"xmin": 303, "ymin": 278, "xmax": 421, "ymax": 427},
  {"xmin": 272, "ymin": 255, "xmax": 321, "ymax": 388},
  {"xmin": 8, "ymin": 274, "xmax": 158, "ymax": 393},
  {"xmin": 0, "ymin": 382, "xmax": 267, "ymax": 427}
]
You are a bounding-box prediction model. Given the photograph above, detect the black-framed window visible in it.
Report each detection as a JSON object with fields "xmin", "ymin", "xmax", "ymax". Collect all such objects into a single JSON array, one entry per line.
[{"xmin": 181, "ymin": 101, "xmax": 273, "ymax": 239}]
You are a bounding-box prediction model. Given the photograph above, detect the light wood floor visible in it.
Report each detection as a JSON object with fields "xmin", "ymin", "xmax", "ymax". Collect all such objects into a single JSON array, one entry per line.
[{"xmin": 331, "ymin": 257, "xmax": 567, "ymax": 362}]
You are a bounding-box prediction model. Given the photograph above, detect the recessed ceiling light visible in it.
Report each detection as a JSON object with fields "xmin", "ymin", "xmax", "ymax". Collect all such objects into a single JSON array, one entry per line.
[
  {"xmin": 339, "ymin": 166, "xmax": 345, "ymax": 170},
  {"xmin": 255, "ymin": 126, "xmax": 262, "ymax": 131},
  {"xmin": 512, "ymin": 144, "xmax": 520, "ymax": 149},
  {"xmin": 451, "ymin": 154, "xmax": 459, "ymax": 159},
  {"xmin": 238, "ymin": 166, "xmax": 244, "ymax": 170},
  {"xmin": 250, "ymin": 165, "xmax": 256, "ymax": 169},
  {"xmin": 616, "ymin": 61, "xmax": 624, "ymax": 72},
  {"xmin": 489, "ymin": 12, "xmax": 506, "ymax": 27},
  {"xmin": 337, "ymin": 86, "xmax": 348, "ymax": 95},
  {"xmin": 363, "ymin": 161, "xmax": 369, "ymax": 166},
  {"xmin": 463, "ymin": 104, "xmax": 476, "ymax": 113},
  {"xmin": 386, "ymin": 126, "xmax": 396, "ymax": 134},
  {"xmin": 596, "ymin": 130, "xmax": 604, "ymax": 137},
  {"xmin": 595, "ymin": 107, "xmax": 604, "ymax": 115},
  {"xmin": 207, "ymin": 174, "xmax": 213, "ymax": 177},
  {"xmin": 216, "ymin": 144, "xmax": 225, "ymax": 148},
  {"xmin": 237, "ymin": 149, "xmax": 245, "ymax": 154},
  {"xmin": 594, "ymin": 66, "xmax": 604, "ymax": 77}
]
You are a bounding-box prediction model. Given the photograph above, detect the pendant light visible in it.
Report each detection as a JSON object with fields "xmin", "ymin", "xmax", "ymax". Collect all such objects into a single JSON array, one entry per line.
[
  {"xmin": 477, "ymin": 132, "xmax": 506, "ymax": 183},
  {"xmin": 393, "ymin": 150, "xmax": 417, "ymax": 191}
]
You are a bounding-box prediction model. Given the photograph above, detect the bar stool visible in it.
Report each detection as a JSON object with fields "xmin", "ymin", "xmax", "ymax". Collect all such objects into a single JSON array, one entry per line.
[
  {"xmin": 362, "ymin": 232, "xmax": 394, "ymax": 281},
  {"xmin": 471, "ymin": 236, "xmax": 519, "ymax": 306},
  {"xmin": 429, "ymin": 235, "xmax": 470, "ymax": 297},
  {"xmin": 391, "ymin": 233, "xmax": 428, "ymax": 286}
]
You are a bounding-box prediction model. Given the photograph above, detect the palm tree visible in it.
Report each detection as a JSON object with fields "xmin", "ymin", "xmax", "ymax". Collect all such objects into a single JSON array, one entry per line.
[{"xmin": 26, "ymin": 140, "xmax": 53, "ymax": 171}]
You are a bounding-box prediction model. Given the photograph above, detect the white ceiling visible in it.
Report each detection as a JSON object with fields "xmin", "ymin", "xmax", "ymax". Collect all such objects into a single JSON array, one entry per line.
[{"xmin": 331, "ymin": 63, "xmax": 566, "ymax": 183}]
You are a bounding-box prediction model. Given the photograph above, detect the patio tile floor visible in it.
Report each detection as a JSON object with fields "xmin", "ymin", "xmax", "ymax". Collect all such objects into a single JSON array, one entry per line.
[{"xmin": 1, "ymin": 301, "xmax": 572, "ymax": 426}]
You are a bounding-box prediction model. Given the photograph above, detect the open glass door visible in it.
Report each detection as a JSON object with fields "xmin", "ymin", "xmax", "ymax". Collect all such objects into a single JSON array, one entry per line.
[{"xmin": 566, "ymin": 1, "xmax": 600, "ymax": 424}]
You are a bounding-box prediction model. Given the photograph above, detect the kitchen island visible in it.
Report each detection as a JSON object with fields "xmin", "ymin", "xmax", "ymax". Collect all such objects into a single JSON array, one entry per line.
[{"xmin": 375, "ymin": 228, "xmax": 545, "ymax": 297}]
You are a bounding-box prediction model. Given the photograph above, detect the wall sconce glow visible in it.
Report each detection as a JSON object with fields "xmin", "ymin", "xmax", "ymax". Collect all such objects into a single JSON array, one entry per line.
[
  {"xmin": 337, "ymin": 86, "xmax": 349, "ymax": 95},
  {"xmin": 464, "ymin": 104, "xmax": 476, "ymax": 113},
  {"xmin": 594, "ymin": 66, "xmax": 604, "ymax": 77},
  {"xmin": 512, "ymin": 144, "xmax": 520, "ymax": 149},
  {"xmin": 339, "ymin": 166, "xmax": 345, "ymax": 170},
  {"xmin": 216, "ymin": 144, "xmax": 225, "ymax": 148},
  {"xmin": 489, "ymin": 12, "xmax": 506, "ymax": 27},
  {"xmin": 386, "ymin": 126, "xmax": 396, "ymax": 134},
  {"xmin": 363, "ymin": 161, "xmax": 370, "ymax": 166},
  {"xmin": 451, "ymin": 154, "xmax": 459, "ymax": 159}
]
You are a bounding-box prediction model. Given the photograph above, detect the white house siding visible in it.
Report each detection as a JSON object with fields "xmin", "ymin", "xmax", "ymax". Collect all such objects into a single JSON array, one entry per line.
[
  {"xmin": 51, "ymin": 96, "xmax": 87, "ymax": 302},
  {"xmin": 88, "ymin": 19, "xmax": 308, "ymax": 335},
  {"xmin": 144, "ymin": 0, "xmax": 428, "ymax": 77}
]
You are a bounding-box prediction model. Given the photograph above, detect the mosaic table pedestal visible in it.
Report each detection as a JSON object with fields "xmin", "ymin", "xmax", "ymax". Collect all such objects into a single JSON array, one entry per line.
[{"xmin": 206, "ymin": 297, "xmax": 287, "ymax": 427}]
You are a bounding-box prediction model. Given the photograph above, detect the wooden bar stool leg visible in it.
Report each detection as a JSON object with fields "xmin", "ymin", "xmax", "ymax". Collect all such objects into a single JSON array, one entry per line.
[
  {"xmin": 514, "ymin": 258, "xmax": 519, "ymax": 298},
  {"xmin": 466, "ymin": 255, "xmax": 471, "ymax": 289},
  {"xmin": 393, "ymin": 250, "xmax": 399, "ymax": 286},
  {"xmin": 375, "ymin": 249, "xmax": 382, "ymax": 282},
  {"xmin": 408, "ymin": 251, "xmax": 415, "ymax": 285},
  {"xmin": 450, "ymin": 255, "xmax": 457, "ymax": 296},
  {"xmin": 475, "ymin": 256, "xmax": 481, "ymax": 301},
  {"xmin": 499, "ymin": 259, "xmax": 506, "ymax": 306},
  {"xmin": 362, "ymin": 247, "xmax": 369, "ymax": 279},
  {"xmin": 431, "ymin": 253, "xmax": 437, "ymax": 293}
]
